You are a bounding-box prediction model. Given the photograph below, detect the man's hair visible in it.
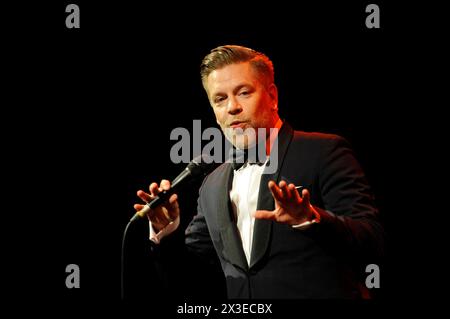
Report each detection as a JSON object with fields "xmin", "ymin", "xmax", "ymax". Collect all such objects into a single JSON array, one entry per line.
[{"xmin": 200, "ymin": 45, "xmax": 274, "ymax": 89}]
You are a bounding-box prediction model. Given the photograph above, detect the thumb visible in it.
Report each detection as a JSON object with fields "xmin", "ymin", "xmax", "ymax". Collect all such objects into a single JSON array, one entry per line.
[{"xmin": 253, "ymin": 210, "xmax": 276, "ymax": 220}]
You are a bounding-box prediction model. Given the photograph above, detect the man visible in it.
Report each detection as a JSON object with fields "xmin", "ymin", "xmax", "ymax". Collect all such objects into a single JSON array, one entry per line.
[{"xmin": 134, "ymin": 45, "xmax": 384, "ymax": 298}]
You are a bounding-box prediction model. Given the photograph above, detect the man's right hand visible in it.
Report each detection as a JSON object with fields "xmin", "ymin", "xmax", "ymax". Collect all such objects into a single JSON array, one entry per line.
[{"xmin": 134, "ymin": 179, "xmax": 180, "ymax": 232}]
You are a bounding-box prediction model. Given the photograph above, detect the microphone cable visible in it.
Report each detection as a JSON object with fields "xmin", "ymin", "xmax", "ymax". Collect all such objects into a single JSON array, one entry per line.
[{"xmin": 121, "ymin": 220, "xmax": 133, "ymax": 300}]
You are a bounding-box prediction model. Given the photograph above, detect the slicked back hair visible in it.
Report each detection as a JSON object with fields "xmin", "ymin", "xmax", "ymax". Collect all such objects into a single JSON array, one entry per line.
[{"xmin": 200, "ymin": 45, "xmax": 274, "ymax": 90}]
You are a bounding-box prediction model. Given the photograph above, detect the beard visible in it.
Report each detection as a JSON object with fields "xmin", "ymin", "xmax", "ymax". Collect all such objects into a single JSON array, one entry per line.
[{"xmin": 223, "ymin": 126, "xmax": 268, "ymax": 150}]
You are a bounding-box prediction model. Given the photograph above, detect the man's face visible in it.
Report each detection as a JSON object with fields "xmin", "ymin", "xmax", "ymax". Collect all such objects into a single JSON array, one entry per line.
[{"xmin": 205, "ymin": 62, "xmax": 278, "ymax": 149}]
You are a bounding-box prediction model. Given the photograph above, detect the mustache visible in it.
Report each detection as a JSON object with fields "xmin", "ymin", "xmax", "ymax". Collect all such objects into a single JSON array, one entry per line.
[{"xmin": 227, "ymin": 120, "xmax": 248, "ymax": 126}]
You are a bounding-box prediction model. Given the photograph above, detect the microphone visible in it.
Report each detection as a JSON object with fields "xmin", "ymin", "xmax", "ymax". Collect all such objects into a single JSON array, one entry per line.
[{"xmin": 129, "ymin": 154, "xmax": 217, "ymax": 223}]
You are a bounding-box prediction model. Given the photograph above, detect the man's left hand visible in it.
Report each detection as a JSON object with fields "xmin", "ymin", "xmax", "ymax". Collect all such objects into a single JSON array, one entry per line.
[{"xmin": 253, "ymin": 180, "xmax": 316, "ymax": 225}]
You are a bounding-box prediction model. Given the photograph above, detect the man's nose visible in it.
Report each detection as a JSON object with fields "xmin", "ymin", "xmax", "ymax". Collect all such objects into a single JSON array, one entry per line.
[{"xmin": 227, "ymin": 97, "xmax": 242, "ymax": 115}]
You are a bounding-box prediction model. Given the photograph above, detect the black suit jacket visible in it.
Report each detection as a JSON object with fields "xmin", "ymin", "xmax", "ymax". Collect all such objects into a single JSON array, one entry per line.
[{"xmin": 158, "ymin": 123, "xmax": 384, "ymax": 299}]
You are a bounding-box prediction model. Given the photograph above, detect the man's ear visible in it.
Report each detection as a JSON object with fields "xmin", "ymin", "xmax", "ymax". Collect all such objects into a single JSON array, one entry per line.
[{"xmin": 268, "ymin": 83, "xmax": 278, "ymax": 110}]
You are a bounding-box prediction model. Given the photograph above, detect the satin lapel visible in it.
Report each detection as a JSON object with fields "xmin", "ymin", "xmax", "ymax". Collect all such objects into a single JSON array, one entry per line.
[
  {"xmin": 217, "ymin": 163, "xmax": 249, "ymax": 271},
  {"xmin": 250, "ymin": 123, "xmax": 294, "ymax": 269}
]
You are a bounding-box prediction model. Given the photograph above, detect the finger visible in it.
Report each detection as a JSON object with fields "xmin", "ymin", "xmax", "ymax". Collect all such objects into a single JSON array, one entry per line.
[
  {"xmin": 166, "ymin": 194, "xmax": 179, "ymax": 220},
  {"xmin": 168, "ymin": 193, "xmax": 178, "ymax": 205},
  {"xmin": 289, "ymin": 184, "xmax": 302, "ymax": 203},
  {"xmin": 160, "ymin": 179, "xmax": 171, "ymax": 191},
  {"xmin": 268, "ymin": 180, "xmax": 284, "ymax": 202},
  {"xmin": 134, "ymin": 204, "xmax": 145, "ymax": 211},
  {"xmin": 151, "ymin": 215, "xmax": 166, "ymax": 229},
  {"xmin": 253, "ymin": 209, "xmax": 277, "ymax": 220},
  {"xmin": 301, "ymin": 189, "xmax": 311, "ymax": 206},
  {"xmin": 149, "ymin": 182, "xmax": 161, "ymax": 196},
  {"xmin": 137, "ymin": 190, "xmax": 153, "ymax": 203},
  {"xmin": 161, "ymin": 207, "xmax": 173, "ymax": 222},
  {"xmin": 279, "ymin": 180, "xmax": 291, "ymax": 200}
]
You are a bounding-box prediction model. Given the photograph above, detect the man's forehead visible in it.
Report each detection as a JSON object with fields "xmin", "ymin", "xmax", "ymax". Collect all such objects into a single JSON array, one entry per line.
[{"xmin": 207, "ymin": 63, "xmax": 258, "ymax": 92}]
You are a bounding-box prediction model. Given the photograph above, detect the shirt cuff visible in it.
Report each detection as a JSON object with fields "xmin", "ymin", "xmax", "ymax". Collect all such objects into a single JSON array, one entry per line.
[
  {"xmin": 292, "ymin": 204, "xmax": 321, "ymax": 230},
  {"xmin": 149, "ymin": 216, "xmax": 180, "ymax": 244}
]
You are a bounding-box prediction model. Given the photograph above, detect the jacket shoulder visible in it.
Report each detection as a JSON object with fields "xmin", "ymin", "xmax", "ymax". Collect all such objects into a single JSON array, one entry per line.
[
  {"xmin": 291, "ymin": 130, "xmax": 350, "ymax": 148},
  {"xmin": 293, "ymin": 130, "xmax": 345, "ymax": 142}
]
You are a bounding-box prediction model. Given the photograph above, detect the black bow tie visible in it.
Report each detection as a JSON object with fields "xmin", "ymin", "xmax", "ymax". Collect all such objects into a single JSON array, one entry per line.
[{"xmin": 230, "ymin": 147, "xmax": 266, "ymax": 170}]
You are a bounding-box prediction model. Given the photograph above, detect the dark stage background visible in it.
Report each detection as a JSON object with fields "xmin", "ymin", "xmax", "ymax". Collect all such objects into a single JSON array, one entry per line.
[{"xmin": 4, "ymin": 0, "xmax": 434, "ymax": 316}]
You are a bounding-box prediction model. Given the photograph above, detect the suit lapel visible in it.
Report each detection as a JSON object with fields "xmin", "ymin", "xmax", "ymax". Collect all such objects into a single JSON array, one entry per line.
[
  {"xmin": 217, "ymin": 164, "xmax": 249, "ymax": 271},
  {"xmin": 250, "ymin": 123, "xmax": 294, "ymax": 269}
]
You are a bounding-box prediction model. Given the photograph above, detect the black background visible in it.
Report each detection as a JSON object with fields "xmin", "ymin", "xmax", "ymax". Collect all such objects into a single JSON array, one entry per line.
[{"xmin": 4, "ymin": 0, "xmax": 438, "ymax": 316}]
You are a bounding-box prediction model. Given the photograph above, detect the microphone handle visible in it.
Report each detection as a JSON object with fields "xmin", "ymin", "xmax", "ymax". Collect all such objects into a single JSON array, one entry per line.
[
  {"xmin": 148, "ymin": 189, "xmax": 172, "ymax": 209},
  {"xmin": 129, "ymin": 167, "xmax": 194, "ymax": 223},
  {"xmin": 130, "ymin": 189, "xmax": 175, "ymax": 222}
]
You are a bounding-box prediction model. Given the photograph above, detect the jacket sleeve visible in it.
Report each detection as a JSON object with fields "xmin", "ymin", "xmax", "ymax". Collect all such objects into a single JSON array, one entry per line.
[
  {"xmin": 185, "ymin": 193, "xmax": 221, "ymax": 267},
  {"xmin": 312, "ymin": 135, "xmax": 385, "ymax": 264}
]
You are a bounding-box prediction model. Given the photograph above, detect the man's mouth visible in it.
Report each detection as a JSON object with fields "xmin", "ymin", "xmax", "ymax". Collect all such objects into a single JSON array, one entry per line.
[{"xmin": 229, "ymin": 120, "xmax": 247, "ymax": 129}]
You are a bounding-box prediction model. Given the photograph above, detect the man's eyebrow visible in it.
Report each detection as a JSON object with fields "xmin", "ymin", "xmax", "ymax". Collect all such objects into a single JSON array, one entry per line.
[
  {"xmin": 233, "ymin": 84, "xmax": 252, "ymax": 94},
  {"xmin": 211, "ymin": 83, "xmax": 254, "ymax": 99}
]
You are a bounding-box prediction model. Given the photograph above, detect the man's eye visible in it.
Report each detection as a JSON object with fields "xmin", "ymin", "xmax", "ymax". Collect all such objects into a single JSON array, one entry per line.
[
  {"xmin": 239, "ymin": 91, "xmax": 249, "ymax": 96},
  {"xmin": 215, "ymin": 96, "xmax": 226, "ymax": 103}
]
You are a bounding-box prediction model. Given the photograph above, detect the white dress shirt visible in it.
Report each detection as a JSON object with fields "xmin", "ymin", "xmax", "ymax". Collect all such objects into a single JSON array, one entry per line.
[
  {"xmin": 229, "ymin": 160, "xmax": 266, "ymax": 265},
  {"xmin": 229, "ymin": 118, "xmax": 283, "ymax": 265}
]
